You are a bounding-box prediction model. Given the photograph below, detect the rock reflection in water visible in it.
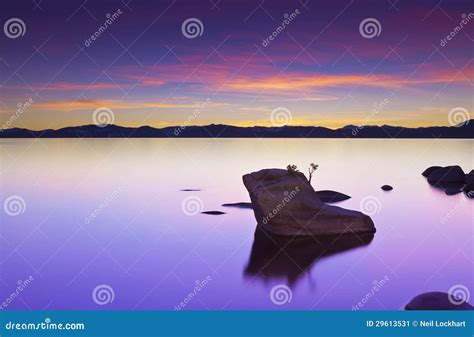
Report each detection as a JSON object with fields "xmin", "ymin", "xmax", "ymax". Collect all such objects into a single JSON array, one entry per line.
[{"xmin": 245, "ymin": 226, "xmax": 374, "ymax": 285}]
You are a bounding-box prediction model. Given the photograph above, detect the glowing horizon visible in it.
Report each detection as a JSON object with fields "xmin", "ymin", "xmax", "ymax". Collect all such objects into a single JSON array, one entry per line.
[{"xmin": 0, "ymin": 1, "xmax": 472, "ymax": 130}]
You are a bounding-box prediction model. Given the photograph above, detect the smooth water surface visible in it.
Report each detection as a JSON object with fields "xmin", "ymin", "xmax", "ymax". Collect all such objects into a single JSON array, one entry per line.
[{"xmin": 0, "ymin": 139, "xmax": 472, "ymax": 310}]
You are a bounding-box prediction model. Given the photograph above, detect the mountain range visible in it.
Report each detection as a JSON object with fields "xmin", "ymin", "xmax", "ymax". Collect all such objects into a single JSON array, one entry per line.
[{"xmin": 0, "ymin": 122, "xmax": 472, "ymax": 138}]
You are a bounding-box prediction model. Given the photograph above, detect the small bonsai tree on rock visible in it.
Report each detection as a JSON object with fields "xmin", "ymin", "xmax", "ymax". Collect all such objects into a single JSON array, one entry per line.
[
  {"xmin": 286, "ymin": 164, "xmax": 298, "ymax": 174},
  {"xmin": 286, "ymin": 163, "xmax": 319, "ymax": 184},
  {"xmin": 308, "ymin": 163, "xmax": 319, "ymax": 184}
]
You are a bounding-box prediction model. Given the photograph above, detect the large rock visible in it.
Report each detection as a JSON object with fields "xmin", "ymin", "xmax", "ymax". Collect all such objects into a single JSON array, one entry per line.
[
  {"xmin": 405, "ymin": 292, "xmax": 473, "ymax": 310},
  {"xmin": 427, "ymin": 165, "xmax": 465, "ymax": 184},
  {"xmin": 465, "ymin": 170, "xmax": 474, "ymax": 185},
  {"xmin": 242, "ymin": 169, "xmax": 376, "ymax": 236},
  {"xmin": 422, "ymin": 166, "xmax": 442, "ymax": 177}
]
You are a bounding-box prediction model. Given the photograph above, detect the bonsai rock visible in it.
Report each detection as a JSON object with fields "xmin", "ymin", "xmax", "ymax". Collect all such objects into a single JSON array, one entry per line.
[{"xmin": 242, "ymin": 168, "xmax": 376, "ymax": 236}]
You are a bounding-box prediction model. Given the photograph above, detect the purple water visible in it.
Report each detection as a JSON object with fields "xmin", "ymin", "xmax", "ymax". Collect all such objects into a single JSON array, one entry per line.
[{"xmin": 0, "ymin": 138, "xmax": 472, "ymax": 310}]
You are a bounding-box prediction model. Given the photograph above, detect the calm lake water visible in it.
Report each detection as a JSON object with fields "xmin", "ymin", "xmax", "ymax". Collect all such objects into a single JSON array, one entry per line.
[{"xmin": 0, "ymin": 138, "xmax": 472, "ymax": 310}]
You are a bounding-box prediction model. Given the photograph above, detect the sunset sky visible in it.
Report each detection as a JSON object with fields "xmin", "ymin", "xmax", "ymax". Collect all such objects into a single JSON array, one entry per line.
[{"xmin": 0, "ymin": 0, "xmax": 472, "ymax": 130}]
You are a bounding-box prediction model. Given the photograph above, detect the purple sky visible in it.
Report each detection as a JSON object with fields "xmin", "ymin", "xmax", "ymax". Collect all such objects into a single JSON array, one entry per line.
[{"xmin": 0, "ymin": 0, "xmax": 472, "ymax": 129}]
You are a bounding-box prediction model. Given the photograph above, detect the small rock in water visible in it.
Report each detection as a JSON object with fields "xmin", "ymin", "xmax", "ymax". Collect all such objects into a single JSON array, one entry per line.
[
  {"xmin": 381, "ymin": 185, "xmax": 393, "ymax": 191},
  {"xmin": 201, "ymin": 211, "xmax": 226, "ymax": 215},
  {"xmin": 315, "ymin": 190, "xmax": 351, "ymax": 203},
  {"xmin": 405, "ymin": 292, "xmax": 473, "ymax": 310},
  {"xmin": 222, "ymin": 202, "xmax": 253, "ymax": 209},
  {"xmin": 180, "ymin": 189, "xmax": 201, "ymax": 192}
]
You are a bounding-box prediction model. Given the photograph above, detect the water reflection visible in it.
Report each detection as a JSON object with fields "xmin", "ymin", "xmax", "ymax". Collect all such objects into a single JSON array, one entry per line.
[{"xmin": 245, "ymin": 226, "xmax": 374, "ymax": 285}]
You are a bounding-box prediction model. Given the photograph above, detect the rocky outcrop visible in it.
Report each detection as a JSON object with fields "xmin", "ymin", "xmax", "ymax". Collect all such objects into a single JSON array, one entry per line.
[
  {"xmin": 426, "ymin": 165, "xmax": 465, "ymax": 184},
  {"xmin": 422, "ymin": 166, "xmax": 473, "ymax": 197},
  {"xmin": 242, "ymin": 169, "xmax": 375, "ymax": 236},
  {"xmin": 405, "ymin": 292, "xmax": 473, "ymax": 310}
]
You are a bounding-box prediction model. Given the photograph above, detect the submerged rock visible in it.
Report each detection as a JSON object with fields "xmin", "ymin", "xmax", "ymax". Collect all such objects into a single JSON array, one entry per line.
[
  {"xmin": 427, "ymin": 165, "xmax": 465, "ymax": 184},
  {"xmin": 314, "ymin": 190, "xmax": 351, "ymax": 203},
  {"xmin": 405, "ymin": 292, "xmax": 473, "ymax": 310},
  {"xmin": 201, "ymin": 211, "xmax": 226, "ymax": 215},
  {"xmin": 242, "ymin": 168, "xmax": 375, "ymax": 236},
  {"xmin": 381, "ymin": 185, "xmax": 393, "ymax": 191}
]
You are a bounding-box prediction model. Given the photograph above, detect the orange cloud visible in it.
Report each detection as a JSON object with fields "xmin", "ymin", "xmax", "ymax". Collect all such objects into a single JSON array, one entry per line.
[{"xmin": 35, "ymin": 99, "xmax": 197, "ymax": 112}]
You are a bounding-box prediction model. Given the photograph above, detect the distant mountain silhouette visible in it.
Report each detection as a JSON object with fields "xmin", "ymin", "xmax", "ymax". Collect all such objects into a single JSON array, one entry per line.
[{"xmin": 1, "ymin": 121, "xmax": 472, "ymax": 138}]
